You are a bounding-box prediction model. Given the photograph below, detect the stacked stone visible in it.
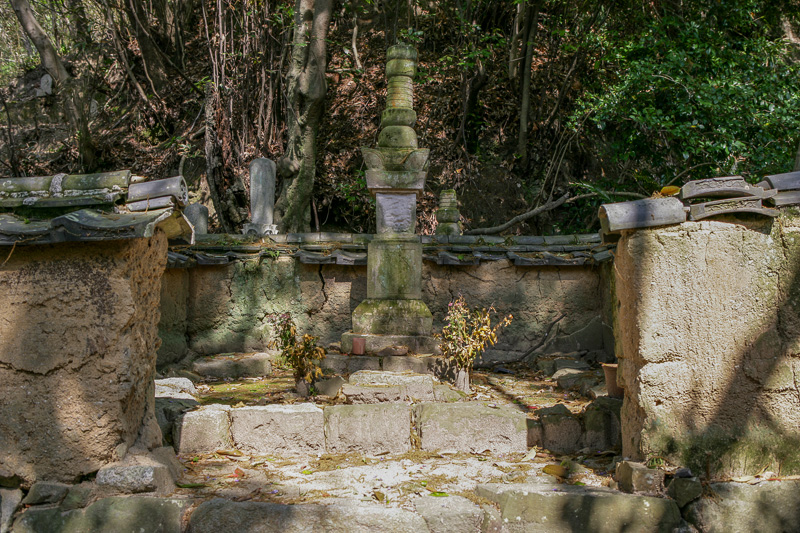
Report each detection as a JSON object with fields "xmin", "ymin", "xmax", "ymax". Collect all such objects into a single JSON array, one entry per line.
[
  {"xmin": 435, "ymin": 189, "xmax": 461, "ymax": 235},
  {"xmin": 343, "ymin": 44, "xmax": 437, "ymax": 354}
]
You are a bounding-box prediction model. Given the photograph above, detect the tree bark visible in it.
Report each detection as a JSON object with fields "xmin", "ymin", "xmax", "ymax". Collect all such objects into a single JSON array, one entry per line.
[
  {"xmin": 517, "ymin": 1, "xmax": 540, "ymax": 161},
  {"xmin": 274, "ymin": 0, "xmax": 333, "ymax": 233},
  {"xmin": 794, "ymin": 138, "xmax": 800, "ymax": 172},
  {"xmin": 10, "ymin": 0, "xmax": 96, "ymax": 171}
]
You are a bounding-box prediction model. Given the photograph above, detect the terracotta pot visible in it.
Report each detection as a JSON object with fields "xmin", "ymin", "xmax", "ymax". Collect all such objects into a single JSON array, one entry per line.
[
  {"xmin": 602, "ymin": 363, "xmax": 624, "ymax": 399},
  {"xmin": 352, "ymin": 337, "xmax": 366, "ymax": 355}
]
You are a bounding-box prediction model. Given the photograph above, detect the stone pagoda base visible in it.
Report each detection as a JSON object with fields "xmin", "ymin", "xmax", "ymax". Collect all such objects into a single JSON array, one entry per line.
[{"xmin": 341, "ymin": 332, "xmax": 439, "ymax": 355}]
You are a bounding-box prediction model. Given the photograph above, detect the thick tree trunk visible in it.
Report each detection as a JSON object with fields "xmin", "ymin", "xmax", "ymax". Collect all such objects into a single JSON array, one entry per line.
[
  {"xmin": 123, "ymin": 0, "xmax": 169, "ymax": 93},
  {"xmin": 10, "ymin": 0, "xmax": 96, "ymax": 171},
  {"xmin": 274, "ymin": 0, "xmax": 333, "ymax": 233}
]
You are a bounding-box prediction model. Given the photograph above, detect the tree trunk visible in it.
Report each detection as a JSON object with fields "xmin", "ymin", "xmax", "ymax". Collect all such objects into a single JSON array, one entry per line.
[
  {"xmin": 455, "ymin": 368, "xmax": 471, "ymax": 394},
  {"xmin": 794, "ymin": 138, "xmax": 800, "ymax": 172},
  {"xmin": 274, "ymin": 0, "xmax": 333, "ymax": 233},
  {"xmin": 123, "ymin": 0, "xmax": 169, "ymax": 93},
  {"xmin": 10, "ymin": 0, "xmax": 96, "ymax": 171},
  {"xmin": 517, "ymin": 1, "xmax": 540, "ymax": 161}
]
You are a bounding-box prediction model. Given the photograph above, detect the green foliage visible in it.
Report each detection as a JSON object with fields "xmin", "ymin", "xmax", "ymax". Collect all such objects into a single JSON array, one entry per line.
[
  {"xmin": 573, "ymin": 0, "xmax": 800, "ymax": 185},
  {"xmin": 437, "ymin": 295, "xmax": 512, "ymax": 371},
  {"xmin": 267, "ymin": 312, "xmax": 325, "ymax": 384}
]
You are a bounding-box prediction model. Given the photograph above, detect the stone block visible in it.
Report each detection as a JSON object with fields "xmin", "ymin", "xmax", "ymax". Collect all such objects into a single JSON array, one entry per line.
[
  {"xmin": 346, "ymin": 356, "xmax": 381, "ymax": 373},
  {"xmin": 376, "ymin": 193, "xmax": 417, "ymax": 234},
  {"xmin": 365, "ymin": 238, "xmax": 423, "ymax": 300},
  {"xmin": 96, "ymin": 462, "xmax": 174, "ymax": 494},
  {"xmin": 174, "ymin": 405, "xmax": 232, "ymax": 455},
  {"xmin": 616, "ymin": 461, "xmax": 665, "ymax": 494},
  {"xmin": 188, "ymin": 498, "xmax": 428, "ymax": 533},
  {"xmin": 684, "ymin": 480, "xmax": 800, "ymax": 533},
  {"xmin": 324, "ymin": 404, "xmax": 411, "ymax": 454},
  {"xmin": 349, "ymin": 370, "xmax": 435, "ymax": 401},
  {"xmin": 12, "ymin": 497, "xmax": 189, "ymax": 533},
  {"xmin": 667, "ymin": 476, "xmax": 702, "ymax": 508},
  {"xmin": 21, "ymin": 482, "xmax": 69, "ymax": 505},
  {"xmin": 316, "ymin": 376, "xmax": 346, "ymax": 397},
  {"xmin": 414, "ymin": 494, "xmax": 484, "ymax": 533},
  {"xmin": 554, "ymin": 368, "xmax": 597, "ymax": 390},
  {"xmin": 184, "ymin": 203, "xmax": 208, "ymax": 234},
  {"xmin": 539, "ymin": 404, "xmax": 582, "ymax": 454},
  {"xmin": 1, "ymin": 488, "xmax": 22, "ymax": 533},
  {"xmin": 475, "ymin": 483, "xmax": 682, "ymax": 533},
  {"xmin": 433, "ymin": 384, "xmax": 464, "ymax": 402},
  {"xmin": 351, "ymin": 299, "xmax": 433, "ymax": 336},
  {"xmin": 527, "ymin": 419, "xmax": 543, "ymax": 447},
  {"xmin": 61, "ymin": 485, "xmax": 92, "ymax": 511},
  {"xmin": 341, "ymin": 384, "xmax": 405, "ymax": 404},
  {"xmin": 156, "ymin": 398, "xmax": 198, "ymax": 447},
  {"xmin": 248, "ymin": 158, "xmax": 276, "ymax": 226},
  {"xmin": 581, "ymin": 397, "xmax": 622, "ymax": 451},
  {"xmin": 231, "ymin": 404, "xmax": 324, "ymax": 455},
  {"xmin": 416, "ymin": 403, "xmax": 527, "ymax": 454},
  {"xmin": 155, "ymin": 377, "xmax": 198, "ymax": 400},
  {"xmin": 382, "ymin": 355, "xmax": 429, "ymax": 373},
  {"xmin": 192, "ymin": 352, "xmax": 273, "ymax": 379},
  {"xmin": 537, "ymin": 356, "xmax": 589, "ymax": 376}
]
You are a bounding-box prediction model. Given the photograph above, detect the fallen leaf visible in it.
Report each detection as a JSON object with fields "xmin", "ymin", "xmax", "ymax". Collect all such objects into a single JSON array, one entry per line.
[
  {"xmin": 543, "ymin": 464, "xmax": 568, "ymax": 478},
  {"xmin": 429, "ymin": 491, "xmax": 449, "ymax": 497},
  {"xmin": 216, "ymin": 449, "xmax": 243, "ymax": 457},
  {"xmin": 301, "ymin": 469, "xmax": 313, "ymax": 475},
  {"xmin": 176, "ymin": 482, "xmax": 206, "ymax": 489}
]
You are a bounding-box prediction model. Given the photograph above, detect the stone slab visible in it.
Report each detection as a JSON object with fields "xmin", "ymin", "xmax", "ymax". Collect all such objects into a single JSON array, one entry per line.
[
  {"xmin": 231, "ymin": 404, "xmax": 324, "ymax": 455},
  {"xmin": 187, "ymin": 498, "xmax": 429, "ymax": 533},
  {"xmin": 12, "ymin": 496, "xmax": 189, "ymax": 533},
  {"xmin": 20, "ymin": 482, "xmax": 69, "ymax": 505},
  {"xmin": 349, "ymin": 370, "xmax": 436, "ymax": 401},
  {"xmin": 414, "ymin": 494, "xmax": 484, "ymax": 533},
  {"xmin": 382, "ymin": 355, "xmax": 430, "ymax": 373},
  {"xmin": 155, "ymin": 377, "xmax": 198, "ymax": 400},
  {"xmin": 341, "ymin": 384, "xmax": 405, "ymax": 404},
  {"xmin": 341, "ymin": 333, "xmax": 439, "ymax": 355},
  {"xmin": 192, "ymin": 352, "xmax": 273, "ymax": 379},
  {"xmin": 174, "ymin": 405, "xmax": 232, "ymax": 455},
  {"xmin": 475, "ymin": 483, "xmax": 682, "ymax": 533},
  {"xmin": 416, "ymin": 403, "xmax": 527, "ymax": 454},
  {"xmin": 685, "ymin": 480, "xmax": 800, "ymax": 533},
  {"xmin": 324, "ymin": 404, "xmax": 411, "ymax": 454},
  {"xmin": 96, "ymin": 462, "xmax": 174, "ymax": 494}
]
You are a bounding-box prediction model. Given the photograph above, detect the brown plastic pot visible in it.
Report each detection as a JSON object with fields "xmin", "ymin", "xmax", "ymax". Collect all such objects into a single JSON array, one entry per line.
[{"xmin": 602, "ymin": 363, "xmax": 624, "ymax": 399}]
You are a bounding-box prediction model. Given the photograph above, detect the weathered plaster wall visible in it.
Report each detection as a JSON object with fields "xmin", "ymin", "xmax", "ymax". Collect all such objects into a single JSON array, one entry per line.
[
  {"xmin": 158, "ymin": 258, "xmax": 610, "ymax": 366},
  {"xmin": 615, "ymin": 214, "xmax": 800, "ymax": 477},
  {"xmin": 0, "ymin": 234, "xmax": 168, "ymax": 484}
]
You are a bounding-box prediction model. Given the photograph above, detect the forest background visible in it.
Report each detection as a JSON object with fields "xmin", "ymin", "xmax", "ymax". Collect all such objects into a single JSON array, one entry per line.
[{"xmin": 1, "ymin": 0, "xmax": 799, "ymax": 235}]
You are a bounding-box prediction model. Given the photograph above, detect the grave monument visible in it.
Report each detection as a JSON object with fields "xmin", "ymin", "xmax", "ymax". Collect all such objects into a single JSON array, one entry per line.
[{"xmin": 341, "ymin": 44, "xmax": 437, "ymax": 354}]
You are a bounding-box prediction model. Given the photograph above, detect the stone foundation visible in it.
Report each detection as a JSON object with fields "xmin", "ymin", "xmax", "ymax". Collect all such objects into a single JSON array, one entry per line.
[
  {"xmin": 158, "ymin": 257, "xmax": 610, "ymax": 364},
  {"xmin": 0, "ymin": 234, "xmax": 168, "ymax": 483},
  {"xmin": 615, "ymin": 215, "xmax": 800, "ymax": 477}
]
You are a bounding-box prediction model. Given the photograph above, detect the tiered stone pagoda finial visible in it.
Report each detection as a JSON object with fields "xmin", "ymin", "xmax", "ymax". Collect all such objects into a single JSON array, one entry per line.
[
  {"xmin": 435, "ymin": 189, "xmax": 461, "ymax": 235},
  {"xmin": 342, "ymin": 44, "xmax": 437, "ymax": 354}
]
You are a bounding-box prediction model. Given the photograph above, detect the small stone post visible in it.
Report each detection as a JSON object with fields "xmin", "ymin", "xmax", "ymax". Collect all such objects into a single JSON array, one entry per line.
[
  {"xmin": 435, "ymin": 189, "xmax": 461, "ymax": 235},
  {"xmin": 342, "ymin": 44, "xmax": 437, "ymax": 354},
  {"xmin": 243, "ymin": 158, "xmax": 277, "ymax": 236},
  {"xmin": 184, "ymin": 203, "xmax": 209, "ymax": 235}
]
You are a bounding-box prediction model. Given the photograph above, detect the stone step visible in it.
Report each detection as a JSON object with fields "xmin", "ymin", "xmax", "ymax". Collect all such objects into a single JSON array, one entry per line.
[
  {"xmin": 476, "ymin": 482, "xmax": 684, "ymax": 532},
  {"xmin": 191, "ymin": 352, "xmax": 275, "ymax": 379},
  {"xmin": 173, "ymin": 401, "xmax": 528, "ymax": 457}
]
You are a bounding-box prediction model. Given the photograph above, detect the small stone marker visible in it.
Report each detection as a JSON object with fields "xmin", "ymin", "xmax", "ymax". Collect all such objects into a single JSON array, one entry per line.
[
  {"xmin": 688, "ymin": 197, "xmax": 778, "ymax": 220},
  {"xmin": 679, "ymin": 175, "xmax": 772, "ymax": 200},
  {"xmin": 599, "ymin": 197, "xmax": 686, "ymax": 234},
  {"xmin": 36, "ymin": 73, "xmax": 52, "ymax": 97},
  {"xmin": 435, "ymin": 189, "xmax": 461, "ymax": 235},
  {"xmin": 243, "ymin": 158, "xmax": 278, "ymax": 236},
  {"xmin": 615, "ymin": 460, "xmax": 665, "ymax": 494},
  {"xmin": 184, "ymin": 203, "xmax": 209, "ymax": 234}
]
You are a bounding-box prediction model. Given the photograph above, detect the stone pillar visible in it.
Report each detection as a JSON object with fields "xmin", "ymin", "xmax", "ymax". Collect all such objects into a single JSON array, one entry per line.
[
  {"xmin": 435, "ymin": 189, "xmax": 461, "ymax": 235},
  {"xmin": 0, "ymin": 234, "xmax": 169, "ymax": 483},
  {"xmin": 243, "ymin": 158, "xmax": 277, "ymax": 236},
  {"xmin": 342, "ymin": 44, "xmax": 437, "ymax": 354},
  {"xmin": 614, "ymin": 217, "xmax": 800, "ymax": 478},
  {"xmin": 184, "ymin": 203, "xmax": 209, "ymax": 235}
]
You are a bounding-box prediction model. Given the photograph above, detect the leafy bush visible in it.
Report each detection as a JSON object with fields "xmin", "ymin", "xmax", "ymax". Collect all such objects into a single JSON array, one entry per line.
[
  {"xmin": 267, "ymin": 313, "xmax": 325, "ymax": 386},
  {"xmin": 438, "ymin": 295, "xmax": 512, "ymax": 372}
]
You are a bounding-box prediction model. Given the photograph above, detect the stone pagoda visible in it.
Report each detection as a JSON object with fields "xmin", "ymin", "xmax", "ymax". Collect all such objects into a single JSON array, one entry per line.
[{"xmin": 341, "ymin": 44, "xmax": 437, "ymax": 354}]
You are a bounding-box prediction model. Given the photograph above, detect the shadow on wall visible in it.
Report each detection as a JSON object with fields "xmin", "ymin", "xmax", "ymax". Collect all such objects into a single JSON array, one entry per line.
[
  {"xmin": 0, "ymin": 235, "xmax": 167, "ymax": 484},
  {"xmin": 615, "ymin": 213, "xmax": 800, "ymax": 479}
]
